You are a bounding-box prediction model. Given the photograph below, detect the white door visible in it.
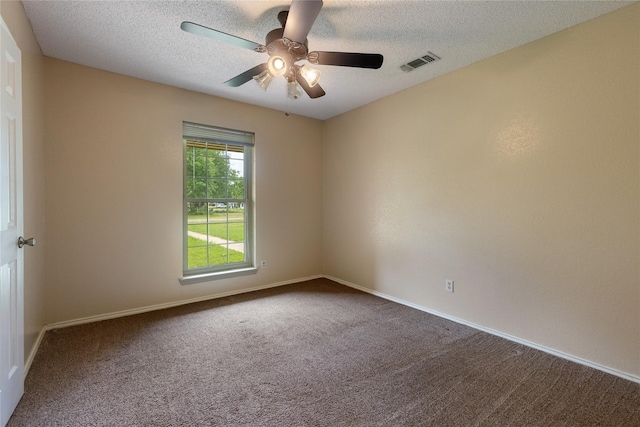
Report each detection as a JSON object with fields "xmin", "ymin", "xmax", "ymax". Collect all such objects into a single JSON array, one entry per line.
[{"xmin": 0, "ymin": 17, "xmax": 23, "ymax": 427}]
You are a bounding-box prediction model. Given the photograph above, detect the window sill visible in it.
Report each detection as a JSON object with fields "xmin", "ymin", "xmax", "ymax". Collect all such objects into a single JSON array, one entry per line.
[{"xmin": 180, "ymin": 267, "xmax": 258, "ymax": 285}]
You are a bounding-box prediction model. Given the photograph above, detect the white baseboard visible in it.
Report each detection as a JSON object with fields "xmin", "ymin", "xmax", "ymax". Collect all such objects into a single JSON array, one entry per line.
[
  {"xmin": 45, "ymin": 275, "xmax": 323, "ymax": 331},
  {"xmin": 24, "ymin": 327, "xmax": 47, "ymax": 380},
  {"xmin": 325, "ymin": 275, "xmax": 640, "ymax": 385},
  {"xmin": 27, "ymin": 274, "xmax": 639, "ymax": 385},
  {"xmin": 26, "ymin": 275, "xmax": 322, "ymax": 379}
]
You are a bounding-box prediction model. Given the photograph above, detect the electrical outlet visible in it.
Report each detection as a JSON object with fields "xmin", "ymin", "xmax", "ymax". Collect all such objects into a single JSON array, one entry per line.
[
  {"xmin": 260, "ymin": 260, "xmax": 267, "ymax": 268},
  {"xmin": 446, "ymin": 280, "xmax": 454, "ymax": 293}
]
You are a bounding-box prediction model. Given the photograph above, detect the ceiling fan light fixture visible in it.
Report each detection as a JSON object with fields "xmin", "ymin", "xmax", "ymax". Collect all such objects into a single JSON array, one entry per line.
[
  {"xmin": 268, "ymin": 55, "xmax": 288, "ymax": 77},
  {"xmin": 299, "ymin": 64, "xmax": 321, "ymax": 87},
  {"xmin": 182, "ymin": 0, "xmax": 383, "ymax": 100},
  {"xmin": 253, "ymin": 70, "xmax": 274, "ymax": 91},
  {"xmin": 287, "ymin": 80, "xmax": 302, "ymax": 100}
]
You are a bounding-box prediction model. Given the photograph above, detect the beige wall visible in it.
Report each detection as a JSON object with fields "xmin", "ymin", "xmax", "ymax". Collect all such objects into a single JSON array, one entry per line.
[
  {"xmin": 44, "ymin": 59, "xmax": 323, "ymax": 324},
  {"xmin": 0, "ymin": 1, "xmax": 46, "ymax": 364},
  {"xmin": 5, "ymin": 0, "xmax": 638, "ymax": 380},
  {"xmin": 323, "ymin": 4, "xmax": 639, "ymax": 377}
]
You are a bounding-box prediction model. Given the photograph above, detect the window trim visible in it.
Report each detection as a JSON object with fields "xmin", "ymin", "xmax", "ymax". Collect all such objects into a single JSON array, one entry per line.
[
  {"xmin": 180, "ymin": 266, "xmax": 257, "ymax": 285},
  {"xmin": 180, "ymin": 122, "xmax": 255, "ymax": 284}
]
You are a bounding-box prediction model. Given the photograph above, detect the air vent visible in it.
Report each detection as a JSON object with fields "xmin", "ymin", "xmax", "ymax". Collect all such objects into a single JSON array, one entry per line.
[{"xmin": 400, "ymin": 52, "xmax": 441, "ymax": 72}]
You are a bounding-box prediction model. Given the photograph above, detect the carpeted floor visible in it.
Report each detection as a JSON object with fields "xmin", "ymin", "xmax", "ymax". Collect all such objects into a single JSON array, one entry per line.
[{"xmin": 9, "ymin": 278, "xmax": 640, "ymax": 426}]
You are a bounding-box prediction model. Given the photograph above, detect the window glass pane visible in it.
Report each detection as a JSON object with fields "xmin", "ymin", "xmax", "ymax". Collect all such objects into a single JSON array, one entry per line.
[
  {"xmin": 186, "ymin": 146, "xmax": 196, "ymax": 176},
  {"xmin": 229, "ymin": 207, "xmax": 245, "ymax": 243},
  {"xmin": 230, "ymin": 242, "xmax": 245, "ymax": 256},
  {"xmin": 207, "ymin": 178, "xmax": 227, "ymax": 198},
  {"xmin": 186, "ymin": 200, "xmax": 208, "ymax": 269},
  {"xmin": 186, "ymin": 178, "xmax": 206, "ymax": 199},
  {"xmin": 187, "ymin": 202, "xmax": 207, "ymax": 220},
  {"xmin": 208, "ymin": 203, "xmax": 229, "ymax": 241},
  {"xmin": 209, "ymin": 202, "xmax": 227, "ymax": 214},
  {"xmin": 206, "ymin": 244, "xmax": 244, "ymax": 266},
  {"xmin": 228, "ymin": 150, "xmax": 244, "ymax": 160},
  {"xmin": 228, "ymin": 180, "xmax": 244, "ymax": 199},
  {"xmin": 207, "ymin": 150, "xmax": 227, "ymax": 179},
  {"xmin": 187, "ymin": 245, "xmax": 208, "ymax": 269},
  {"xmin": 187, "ymin": 220, "xmax": 206, "ymax": 236},
  {"xmin": 188, "ymin": 147, "xmax": 207, "ymax": 176},
  {"xmin": 227, "ymin": 222, "xmax": 244, "ymax": 244},
  {"xmin": 229, "ymin": 158, "xmax": 244, "ymax": 177},
  {"xmin": 228, "ymin": 245, "xmax": 245, "ymax": 263},
  {"xmin": 208, "ymin": 244, "xmax": 230, "ymax": 266},
  {"xmin": 184, "ymin": 122, "xmax": 253, "ymax": 276}
]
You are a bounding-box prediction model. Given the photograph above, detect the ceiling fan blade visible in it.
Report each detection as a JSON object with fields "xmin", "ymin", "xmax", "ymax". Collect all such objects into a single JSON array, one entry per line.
[
  {"xmin": 296, "ymin": 73, "xmax": 326, "ymax": 99},
  {"xmin": 181, "ymin": 21, "xmax": 265, "ymax": 52},
  {"xmin": 283, "ymin": 0, "xmax": 323, "ymax": 44},
  {"xmin": 309, "ymin": 51, "xmax": 384, "ymax": 69},
  {"xmin": 224, "ymin": 64, "xmax": 268, "ymax": 87}
]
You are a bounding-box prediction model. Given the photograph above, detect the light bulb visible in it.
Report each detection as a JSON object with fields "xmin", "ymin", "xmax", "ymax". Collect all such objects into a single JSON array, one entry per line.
[
  {"xmin": 273, "ymin": 58, "xmax": 285, "ymax": 70},
  {"xmin": 268, "ymin": 56, "xmax": 287, "ymax": 77},
  {"xmin": 253, "ymin": 70, "xmax": 273, "ymax": 91},
  {"xmin": 287, "ymin": 80, "xmax": 302, "ymax": 100},
  {"xmin": 299, "ymin": 65, "xmax": 321, "ymax": 87}
]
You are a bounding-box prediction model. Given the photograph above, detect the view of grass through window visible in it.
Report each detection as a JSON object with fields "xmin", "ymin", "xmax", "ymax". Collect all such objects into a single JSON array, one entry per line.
[
  {"xmin": 186, "ymin": 206, "xmax": 245, "ymax": 269},
  {"xmin": 185, "ymin": 135, "xmax": 248, "ymax": 270}
]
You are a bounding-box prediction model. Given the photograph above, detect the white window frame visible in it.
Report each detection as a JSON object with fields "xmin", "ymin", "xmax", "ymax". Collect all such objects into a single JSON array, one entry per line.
[{"xmin": 180, "ymin": 122, "xmax": 256, "ymax": 285}]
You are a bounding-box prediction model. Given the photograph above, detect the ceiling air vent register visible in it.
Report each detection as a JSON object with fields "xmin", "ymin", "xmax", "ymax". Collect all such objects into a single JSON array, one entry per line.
[{"xmin": 400, "ymin": 52, "xmax": 441, "ymax": 72}]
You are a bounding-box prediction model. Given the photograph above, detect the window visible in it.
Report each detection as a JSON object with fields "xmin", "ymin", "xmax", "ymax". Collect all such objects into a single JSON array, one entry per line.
[{"xmin": 181, "ymin": 122, "xmax": 255, "ymax": 284}]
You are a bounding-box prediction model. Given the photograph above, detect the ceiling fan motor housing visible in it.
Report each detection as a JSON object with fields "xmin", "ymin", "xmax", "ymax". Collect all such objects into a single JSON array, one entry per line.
[
  {"xmin": 181, "ymin": 0, "xmax": 382, "ymax": 99},
  {"xmin": 266, "ymin": 27, "xmax": 308, "ymax": 80}
]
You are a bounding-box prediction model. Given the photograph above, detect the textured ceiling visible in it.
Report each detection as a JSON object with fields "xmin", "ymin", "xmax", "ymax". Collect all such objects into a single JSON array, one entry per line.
[{"xmin": 22, "ymin": 0, "xmax": 633, "ymax": 120}]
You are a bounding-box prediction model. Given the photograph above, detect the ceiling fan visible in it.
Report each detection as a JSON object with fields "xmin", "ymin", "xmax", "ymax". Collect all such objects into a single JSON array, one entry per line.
[{"xmin": 181, "ymin": 0, "xmax": 383, "ymax": 100}]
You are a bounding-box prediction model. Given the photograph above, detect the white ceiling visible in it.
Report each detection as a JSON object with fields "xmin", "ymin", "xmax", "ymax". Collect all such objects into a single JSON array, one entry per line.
[{"xmin": 22, "ymin": 0, "xmax": 633, "ymax": 120}]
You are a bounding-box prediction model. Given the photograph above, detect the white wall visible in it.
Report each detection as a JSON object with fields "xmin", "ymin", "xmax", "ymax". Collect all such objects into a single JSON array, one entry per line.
[
  {"xmin": 44, "ymin": 59, "xmax": 324, "ymax": 324},
  {"xmin": 0, "ymin": 0, "xmax": 46, "ymax": 364},
  {"xmin": 323, "ymin": 4, "xmax": 639, "ymax": 377}
]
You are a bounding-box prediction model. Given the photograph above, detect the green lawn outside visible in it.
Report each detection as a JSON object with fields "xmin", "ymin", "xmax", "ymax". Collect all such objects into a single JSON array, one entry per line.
[
  {"xmin": 188, "ymin": 222, "xmax": 244, "ymax": 242},
  {"xmin": 187, "ymin": 236, "xmax": 244, "ymax": 268}
]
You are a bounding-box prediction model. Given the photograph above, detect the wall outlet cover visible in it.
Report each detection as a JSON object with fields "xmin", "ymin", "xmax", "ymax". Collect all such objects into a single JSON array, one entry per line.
[{"xmin": 446, "ymin": 280, "xmax": 454, "ymax": 292}]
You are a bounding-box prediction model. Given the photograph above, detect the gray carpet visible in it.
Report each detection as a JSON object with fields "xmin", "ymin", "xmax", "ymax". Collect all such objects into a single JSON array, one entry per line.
[{"xmin": 9, "ymin": 278, "xmax": 640, "ymax": 426}]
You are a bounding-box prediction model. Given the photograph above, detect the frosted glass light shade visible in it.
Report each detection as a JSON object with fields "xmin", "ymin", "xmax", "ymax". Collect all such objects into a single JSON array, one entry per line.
[
  {"xmin": 299, "ymin": 65, "xmax": 321, "ymax": 87},
  {"xmin": 253, "ymin": 70, "xmax": 274, "ymax": 91},
  {"xmin": 287, "ymin": 80, "xmax": 302, "ymax": 99}
]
